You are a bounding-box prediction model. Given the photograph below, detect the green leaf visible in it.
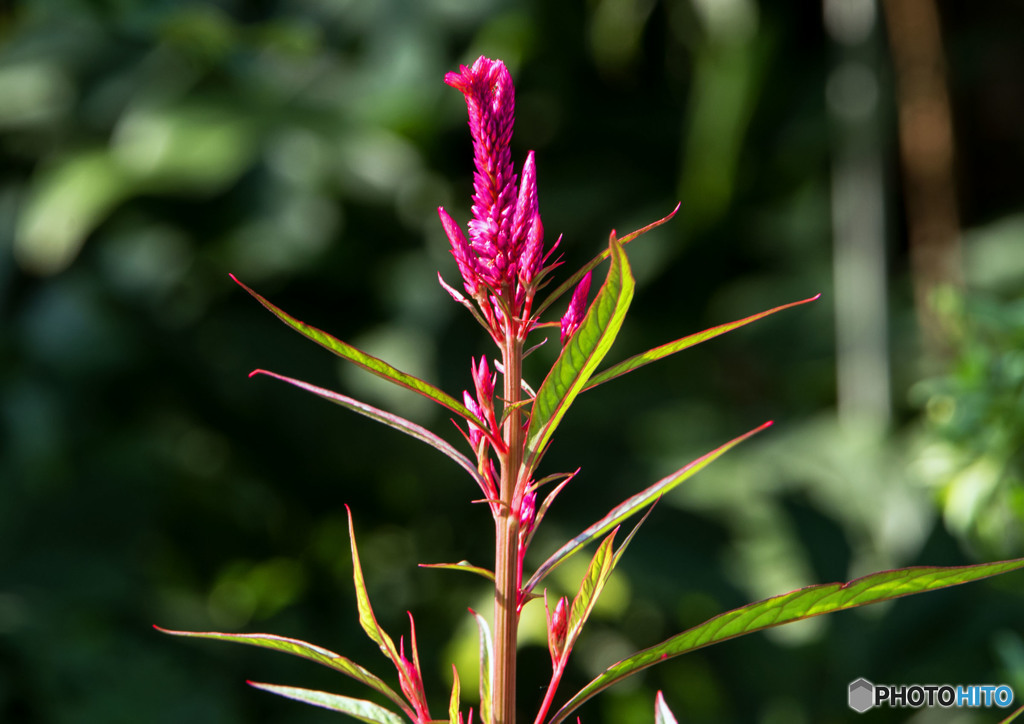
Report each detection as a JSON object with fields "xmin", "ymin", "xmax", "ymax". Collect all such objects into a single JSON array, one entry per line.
[
  {"xmin": 156, "ymin": 628, "xmax": 410, "ymax": 716},
  {"xmin": 250, "ymin": 369, "xmax": 483, "ymax": 489},
  {"xmin": 449, "ymin": 665, "xmax": 461, "ymax": 724},
  {"xmin": 654, "ymin": 691, "xmax": 679, "ymax": 724},
  {"xmin": 248, "ymin": 681, "xmax": 404, "ymax": 724},
  {"xmin": 232, "ymin": 275, "xmax": 486, "ymax": 430},
  {"xmin": 347, "ymin": 507, "xmax": 400, "ymax": 665},
  {"xmin": 418, "ymin": 560, "xmax": 495, "ymax": 583},
  {"xmin": 583, "ymin": 294, "xmax": 821, "ymax": 391},
  {"xmin": 525, "ymin": 421, "xmax": 772, "ymax": 594},
  {"xmin": 469, "ymin": 608, "xmax": 494, "ymax": 724},
  {"xmin": 999, "ymin": 702, "xmax": 1024, "ymax": 724},
  {"xmin": 549, "ymin": 557, "xmax": 1024, "ymax": 724},
  {"xmin": 534, "ymin": 204, "xmax": 678, "ymax": 320},
  {"xmin": 524, "ymin": 235, "xmax": 634, "ymax": 476},
  {"xmin": 563, "ymin": 530, "xmax": 617, "ymax": 658}
]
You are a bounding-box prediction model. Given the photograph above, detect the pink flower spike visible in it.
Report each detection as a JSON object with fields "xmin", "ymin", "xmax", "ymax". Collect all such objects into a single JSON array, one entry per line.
[
  {"xmin": 438, "ymin": 206, "xmax": 480, "ymax": 298},
  {"xmin": 560, "ymin": 271, "xmax": 592, "ymax": 345}
]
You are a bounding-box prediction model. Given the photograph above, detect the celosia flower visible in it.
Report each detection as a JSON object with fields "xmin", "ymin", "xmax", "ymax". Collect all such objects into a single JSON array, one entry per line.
[
  {"xmin": 560, "ymin": 271, "xmax": 592, "ymax": 345},
  {"xmin": 438, "ymin": 56, "xmax": 550, "ymax": 337}
]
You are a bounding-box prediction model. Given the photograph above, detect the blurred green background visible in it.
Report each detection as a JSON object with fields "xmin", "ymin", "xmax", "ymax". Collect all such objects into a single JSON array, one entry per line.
[{"xmin": 3, "ymin": 1, "xmax": 1024, "ymax": 722}]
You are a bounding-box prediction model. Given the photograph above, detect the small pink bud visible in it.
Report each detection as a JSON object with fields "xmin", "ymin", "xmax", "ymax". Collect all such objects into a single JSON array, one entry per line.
[
  {"xmin": 560, "ymin": 271, "xmax": 592, "ymax": 345},
  {"xmin": 462, "ymin": 390, "xmax": 486, "ymax": 449},
  {"xmin": 517, "ymin": 489, "xmax": 537, "ymax": 539},
  {"xmin": 547, "ymin": 595, "xmax": 569, "ymax": 662}
]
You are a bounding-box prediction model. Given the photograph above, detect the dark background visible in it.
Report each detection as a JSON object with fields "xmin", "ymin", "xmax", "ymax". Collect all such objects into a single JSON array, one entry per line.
[{"xmin": 2, "ymin": 1, "xmax": 1024, "ymax": 722}]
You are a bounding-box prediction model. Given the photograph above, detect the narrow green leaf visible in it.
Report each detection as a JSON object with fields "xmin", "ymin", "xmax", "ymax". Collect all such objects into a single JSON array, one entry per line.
[
  {"xmin": 250, "ymin": 369, "xmax": 483, "ymax": 489},
  {"xmin": 525, "ymin": 421, "xmax": 772, "ymax": 594},
  {"xmin": 449, "ymin": 665, "xmax": 461, "ymax": 724},
  {"xmin": 419, "ymin": 561, "xmax": 495, "ymax": 583},
  {"xmin": 469, "ymin": 608, "xmax": 494, "ymax": 724},
  {"xmin": 549, "ymin": 557, "xmax": 1024, "ymax": 724},
  {"xmin": 347, "ymin": 506, "xmax": 400, "ymax": 665},
  {"xmin": 248, "ymin": 681, "xmax": 403, "ymax": 724},
  {"xmin": 564, "ymin": 530, "xmax": 617, "ymax": 656},
  {"xmin": 999, "ymin": 702, "xmax": 1024, "ymax": 724},
  {"xmin": 534, "ymin": 204, "xmax": 679, "ymax": 320},
  {"xmin": 524, "ymin": 235, "xmax": 634, "ymax": 475},
  {"xmin": 654, "ymin": 691, "xmax": 679, "ymax": 724},
  {"xmin": 231, "ymin": 275, "xmax": 486, "ymax": 430},
  {"xmin": 156, "ymin": 628, "xmax": 409, "ymax": 715},
  {"xmin": 583, "ymin": 294, "xmax": 821, "ymax": 391}
]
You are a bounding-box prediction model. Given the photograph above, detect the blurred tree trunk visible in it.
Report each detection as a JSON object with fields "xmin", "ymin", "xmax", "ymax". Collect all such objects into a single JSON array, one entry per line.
[{"xmin": 882, "ymin": 0, "xmax": 963, "ymax": 353}]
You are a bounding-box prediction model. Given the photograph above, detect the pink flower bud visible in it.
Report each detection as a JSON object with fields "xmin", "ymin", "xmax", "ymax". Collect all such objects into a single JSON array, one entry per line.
[
  {"xmin": 560, "ymin": 271, "xmax": 592, "ymax": 345},
  {"xmin": 517, "ymin": 489, "xmax": 537, "ymax": 539},
  {"xmin": 547, "ymin": 595, "xmax": 569, "ymax": 662}
]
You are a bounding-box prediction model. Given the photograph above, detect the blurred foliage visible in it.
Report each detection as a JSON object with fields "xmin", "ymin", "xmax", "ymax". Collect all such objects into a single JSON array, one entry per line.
[{"xmin": 2, "ymin": 1, "xmax": 1024, "ymax": 723}]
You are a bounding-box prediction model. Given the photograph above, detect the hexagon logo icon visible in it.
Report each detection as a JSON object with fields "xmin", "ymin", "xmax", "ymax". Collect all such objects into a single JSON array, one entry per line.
[{"xmin": 849, "ymin": 678, "xmax": 874, "ymax": 713}]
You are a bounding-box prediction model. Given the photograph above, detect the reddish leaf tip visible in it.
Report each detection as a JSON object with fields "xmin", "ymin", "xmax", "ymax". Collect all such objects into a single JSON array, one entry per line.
[{"xmin": 248, "ymin": 369, "xmax": 263, "ymax": 379}]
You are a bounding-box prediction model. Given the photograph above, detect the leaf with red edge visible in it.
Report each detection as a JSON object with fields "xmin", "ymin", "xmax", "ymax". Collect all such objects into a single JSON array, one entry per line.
[
  {"xmin": 469, "ymin": 608, "xmax": 494, "ymax": 724},
  {"xmin": 562, "ymin": 530, "xmax": 617, "ymax": 661},
  {"xmin": 250, "ymin": 369, "xmax": 483, "ymax": 489},
  {"xmin": 524, "ymin": 235, "xmax": 633, "ymax": 477},
  {"xmin": 347, "ymin": 506, "xmax": 400, "ymax": 666},
  {"xmin": 548, "ymin": 557, "xmax": 1024, "ymax": 724},
  {"xmin": 583, "ymin": 294, "xmax": 821, "ymax": 391},
  {"xmin": 156, "ymin": 628, "xmax": 410, "ymax": 717},
  {"xmin": 525, "ymin": 421, "xmax": 772, "ymax": 594},
  {"xmin": 449, "ymin": 664, "xmax": 462, "ymax": 724},
  {"xmin": 534, "ymin": 204, "xmax": 678, "ymax": 320},
  {"xmin": 231, "ymin": 275, "xmax": 487, "ymax": 432},
  {"xmin": 419, "ymin": 561, "xmax": 495, "ymax": 582},
  {"xmin": 248, "ymin": 681, "xmax": 403, "ymax": 724}
]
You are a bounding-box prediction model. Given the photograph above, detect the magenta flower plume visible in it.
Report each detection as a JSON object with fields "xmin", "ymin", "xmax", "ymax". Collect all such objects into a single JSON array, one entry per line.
[
  {"xmin": 438, "ymin": 56, "xmax": 550, "ymax": 339},
  {"xmin": 560, "ymin": 271, "xmax": 592, "ymax": 345}
]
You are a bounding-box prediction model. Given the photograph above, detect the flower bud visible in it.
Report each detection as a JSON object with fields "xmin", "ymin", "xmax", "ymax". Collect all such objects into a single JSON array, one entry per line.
[
  {"xmin": 560, "ymin": 271, "xmax": 592, "ymax": 345},
  {"xmin": 547, "ymin": 595, "xmax": 569, "ymax": 662}
]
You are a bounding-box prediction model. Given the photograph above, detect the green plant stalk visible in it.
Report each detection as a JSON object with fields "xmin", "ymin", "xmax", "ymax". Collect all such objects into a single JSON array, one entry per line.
[{"xmin": 495, "ymin": 333, "xmax": 524, "ymax": 724}]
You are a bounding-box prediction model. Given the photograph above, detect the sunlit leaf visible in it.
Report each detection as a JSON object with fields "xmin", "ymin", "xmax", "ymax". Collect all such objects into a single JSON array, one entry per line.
[
  {"xmin": 549, "ymin": 557, "xmax": 1024, "ymax": 723},
  {"xmin": 418, "ymin": 561, "xmax": 495, "ymax": 582},
  {"xmin": 563, "ymin": 530, "xmax": 617, "ymax": 657},
  {"xmin": 347, "ymin": 506, "xmax": 400, "ymax": 665},
  {"xmin": 449, "ymin": 665, "xmax": 461, "ymax": 724},
  {"xmin": 156, "ymin": 628, "xmax": 409, "ymax": 715},
  {"xmin": 583, "ymin": 294, "xmax": 821, "ymax": 391},
  {"xmin": 469, "ymin": 608, "xmax": 494, "ymax": 724},
  {"xmin": 534, "ymin": 204, "xmax": 678, "ymax": 320},
  {"xmin": 250, "ymin": 369, "xmax": 483, "ymax": 490},
  {"xmin": 525, "ymin": 421, "xmax": 772, "ymax": 594},
  {"xmin": 232, "ymin": 275, "xmax": 487, "ymax": 431},
  {"xmin": 248, "ymin": 681, "xmax": 403, "ymax": 724},
  {"xmin": 524, "ymin": 235, "xmax": 634, "ymax": 476},
  {"xmin": 999, "ymin": 702, "xmax": 1024, "ymax": 724}
]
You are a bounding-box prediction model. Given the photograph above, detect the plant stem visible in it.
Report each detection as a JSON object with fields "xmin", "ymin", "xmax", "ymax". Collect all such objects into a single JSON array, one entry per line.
[{"xmin": 495, "ymin": 332, "xmax": 524, "ymax": 724}]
